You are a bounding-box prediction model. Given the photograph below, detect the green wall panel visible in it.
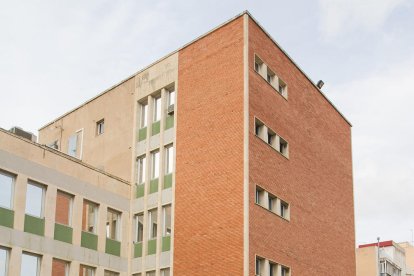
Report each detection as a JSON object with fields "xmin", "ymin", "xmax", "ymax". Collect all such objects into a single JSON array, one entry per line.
[
  {"xmin": 81, "ymin": 231, "xmax": 98, "ymax": 250},
  {"xmin": 152, "ymin": 121, "xmax": 160, "ymax": 136},
  {"xmin": 138, "ymin": 127, "xmax": 147, "ymax": 141},
  {"xmin": 105, "ymin": 238, "xmax": 121, "ymax": 256},
  {"xmin": 163, "ymin": 174, "xmax": 173, "ymax": 189},
  {"xmin": 165, "ymin": 115, "xmax": 174, "ymax": 130},
  {"xmin": 24, "ymin": 214, "xmax": 45, "ymax": 236},
  {"xmin": 149, "ymin": 179, "xmax": 158, "ymax": 194},
  {"xmin": 147, "ymin": 239, "xmax": 156, "ymax": 255},
  {"xmin": 136, "ymin": 184, "xmax": 145, "ymax": 198},
  {"xmin": 0, "ymin": 207, "xmax": 14, "ymax": 228},
  {"xmin": 134, "ymin": 242, "xmax": 142, "ymax": 258},
  {"xmin": 162, "ymin": 236, "xmax": 171, "ymax": 252},
  {"xmin": 54, "ymin": 223, "xmax": 73, "ymax": 244}
]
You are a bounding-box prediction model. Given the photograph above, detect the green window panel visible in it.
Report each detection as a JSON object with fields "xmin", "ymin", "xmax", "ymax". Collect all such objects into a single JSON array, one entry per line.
[
  {"xmin": 147, "ymin": 239, "xmax": 157, "ymax": 255},
  {"xmin": 136, "ymin": 184, "xmax": 145, "ymax": 198},
  {"xmin": 54, "ymin": 223, "xmax": 73, "ymax": 244},
  {"xmin": 134, "ymin": 242, "xmax": 142, "ymax": 258},
  {"xmin": 138, "ymin": 127, "xmax": 147, "ymax": 142},
  {"xmin": 165, "ymin": 115, "xmax": 174, "ymax": 130},
  {"xmin": 0, "ymin": 207, "xmax": 14, "ymax": 228},
  {"xmin": 151, "ymin": 121, "xmax": 160, "ymax": 136},
  {"xmin": 149, "ymin": 178, "xmax": 159, "ymax": 194},
  {"xmin": 163, "ymin": 174, "xmax": 173, "ymax": 189},
  {"xmin": 105, "ymin": 238, "xmax": 121, "ymax": 256},
  {"xmin": 24, "ymin": 214, "xmax": 45, "ymax": 236},
  {"xmin": 162, "ymin": 236, "xmax": 171, "ymax": 252},
  {"xmin": 81, "ymin": 231, "xmax": 98, "ymax": 250}
]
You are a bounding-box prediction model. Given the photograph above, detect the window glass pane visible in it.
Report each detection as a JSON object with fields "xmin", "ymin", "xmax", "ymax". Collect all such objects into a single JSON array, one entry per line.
[
  {"xmin": 161, "ymin": 268, "xmax": 170, "ymax": 276},
  {"xmin": 52, "ymin": 259, "xmax": 68, "ymax": 276},
  {"xmin": 168, "ymin": 90, "xmax": 175, "ymax": 106},
  {"xmin": 106, "ymin": 209, "xmax": 120, "ymax": 240},
  {"xmin": 82, "ymin": 201, "xmax": 98, "ymax": 233},
  {"xmin": 162, "ymin": 205, "xmax": 171, "ymax": 236},
  {"xmin": 0, "ymin": 171, "xmax": 13, "ymax": 209},
  {"xmin": 137, "ymin": 156, "xmax": 146, "ymax": 184},
  {"xmin": 104, "ymin": 270, "xmax": 119, "ymax": 276},
  {"xmin": 153, "ymin": 97, "xmax": 161, "ymax": 121},
  {"xmin": 0, "ymin": 248, "xmax": 7, "ymax": 276},
  {"xmin": 140, "ymin": 103, "xmax": 148, "ymax": 128},
  {"xmin": 148, "ymin": 209, "xmax": 157, "ymax": 239},
  {"xmin": 79, "ymin": 265, "xmax": 95, "ymax": 276},
  {"xmin": 55, "ymin": 191, "xmax": 73, "ymax": 226},
  {"xmin": 25, "ymin": 182, "xmax": 44, "ymax": 217},
  {"xmin": 135, "ymin": 213, "xmax": 144, "ymax": 242},
  {"xmin": 21, "ymin": 253, "xmax": 40, "ymax": 276},
  {"xmin": 165, "ymin": 146, "xmax": 174, "ymax": 174},
  {"xmin": 151, "ymin": 151, "xmax": 159, "ymax": 179},
  {"xmin": 67, "ymin": 134, "xmax": 77, "ymax": 157},
  {"xmin": 146, "ymin": 271, "xmax": 155, "ymax": 276}
]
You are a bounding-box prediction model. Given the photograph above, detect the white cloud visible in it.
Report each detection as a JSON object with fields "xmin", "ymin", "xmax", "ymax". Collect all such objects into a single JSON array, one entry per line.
[
  {"xmin": 318, "ymin": 0, "xmax": 408, "ymax": 38},
  {"xmin": 327, "ymin": 56, "xmax": 414, "ymax": 244}
]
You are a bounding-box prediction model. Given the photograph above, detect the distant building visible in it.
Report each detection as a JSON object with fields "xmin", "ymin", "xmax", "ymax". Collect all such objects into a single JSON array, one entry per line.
[
  {"xmin": 0, "ymin": 11, "xmax": 355, "ymax": 276},
  {"xmin": 356, "ymin": 240, "xmax": 414, "ymax": 276}
]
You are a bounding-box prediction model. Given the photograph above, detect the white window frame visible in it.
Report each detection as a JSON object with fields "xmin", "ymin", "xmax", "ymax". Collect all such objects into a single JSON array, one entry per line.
[
  {"xmin": 0, "ymin": 247, "xmax": 9, "ymax": 276},
  {"xmin": 25, "ymin": 181, "xmax": 46, "ymax": 218},
  {"xmin": 153, "ymin": 96, "xmax": 161, "ymax": 122},
  {"xmin": 96, "ymin": 119, "xmax": 104, "ymax": 136},
  {"xmin": 83, "ymin": 200, "xmax": 98, "ymax": 234},
  {"xmin": 148, "ymin": 208, "xmax": 157, "ymax": 239},
  {"xmin": 151, "ymin": 150, "xmax": 160, "ymax": 180},
  {"xmin": 162, "ymin": 205, "xmax": 171, "ymax": 237},
  {"xmin": 165, "ymin": 145, "xmax": 174, "ymax": 175},
  {"xmin": 0, "ymin": 170, "xmax": 14, "ymax": 210},
  {"xmin": 55, "ymin": 190, "xmax": 74, "ymax": 226},
  {"xmin": 21, "ymin": 252, "xmax": 41, "ymax": 276},
  {"xmin": 136, "ymin": 155, "xmax": 146, "ymax": 185},
  {"xmin": 106, "ymin": 208, "xmax": 121, "ymax": 241},
  {"xmin": 140, "ymin": 102, "xmax": 148, "ymax": 128},
  {"xmin": 134, "ymin": 213, "xmax": 144, "ymax": 243}
]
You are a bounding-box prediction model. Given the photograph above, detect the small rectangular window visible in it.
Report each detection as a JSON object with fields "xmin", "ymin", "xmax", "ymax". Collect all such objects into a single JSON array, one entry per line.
[
  {"xmin": 140, "ymin": 102, "xmax": 148, "ymax": 128},
  {"xmin": 47, "ymin": 140, "xmax": 59, "ymax": 150},
  {"xmin": 148, "ymin": 208, "xmax": 158, "ymax": 239},
  {"xmin": 279, "ymin": 137, "xmax": 289, "ymax": 157},
  {"xmin": 267, "ymin": 129, "xmax": 276, "ymax": 146},
  {"xmin": 25, "ymin": 182, "xmax": 45, "ymax": 218},
  {"xmin": 255, "ymin": 119, "xmax": 264, "ymax": 137},
  {"xmin": 52, "ymin": 258, "xmax": 69, "ymax": 276},
  {"xmin": 0, "ymin": 170, "xmax": 14, "ymax": 209},
  {"xmin": 146, "ymin": 271, "xmax": 156, "ymax": 276},
  {"xmin": 135, "ymin": 213, "xmax": 144, "ymax": 242},
  {"xmin": 268, "ymin": 194, "xmax": 276, "ymax": 212},
  {"xmin": 67, "ymin": 130, "xmax": 83, "ymax": 159},
  {"xmin": 255, "ymin": 256, "xmax": 264, "ymax": 276},
  {"xmin": 267, "ymin": 68, "xmax": 275, "ymax": 84},
  {"xmin": 165, "ymin": 145, "xmax": 174, "ymax": 175},
  {"xmin": 254, "ymin": 55, "xmax": 263, "ymax": 73},
  {"xmin": 79, "ymin": 265, "xmax": 95, "ymax": 276},
  {"xmin": 162, "ymin": 205, "xmax": 171, "ymax": 236},
  {"xmin": 106, "ymin": 208, "xmax": 121, "ymax": 240},
  {"xmin": 55, "ymin": 190, "xmax": 73, "ymax": 226},
  {"xmin": 21, "ymin": 253, "xmax": 40, "ymax": 276},
  {"xmin": 168, "ymin": 89, "xmax": 175, "ymax": 107},
  {"xmin": 137, "ymin": 155, "xmax": 146, "ymax": 185},
  {"xmin": 96, "ymin": 119, "xmax": 104, "ymax": 135},
  {"xmin": 151, "ymin": 150, "xmax": 160, "ymax": 180},
  {"xmin": 153, "ymin": 96, "xmax": 161, "ymax": 122},
  {"xmin": 255, "ymin": 187, "xmax": 264, "ymax": 206},
  {"xmin": 281, "ymin": 201, "xmax": 289, "ymax": 219},
  {"xmin": 82, "ymin": 200, "xmax": 98, "ymax": 233},
  {"xmin": 104, "ymin": 270, "xmax": 119, "ymax": 276},
  {"xmin": 281, "ymin": 266, "xmax": 290, "ymax": 276},
  {"xmin": 278, "ymin": 78, "xmax": 287, "ymax": 97},
  {"xmin": 161, "ymin": 268, "xmax": 170, "ymax": 276},
  {"xmin": 0, "ymin": 247, "xmax": 9, "ymax": 276}
]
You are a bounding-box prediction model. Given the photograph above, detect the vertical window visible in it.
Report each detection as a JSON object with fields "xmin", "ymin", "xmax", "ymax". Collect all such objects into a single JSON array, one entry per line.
[
  {"xmin": 165, "ymin": 145, "xmax": 174, "ymax": 175},
  {"xmin": 168, "ymin": 89, "xmax": 175, "ymax": 106},
  {"xmin": 21, "ymin": 253, "xmax": 40, "ymax": 276},
  {"xmin": 255, "ymin": 187, "xmax": 264, "ymax": 205},
  {"xmin": 79, "ymin": 265, "xmax": 95, "ymax": 276},
  {"xmin": 281, "ymin": 266, "xmax": 290, "ymax": 276},
  {"xmin": 106, "ymin": 208, "xmax": 121, "ymax": 240},
  {"xmin": 136, "ymin": 156, "xmax": 146, "ymax": 185},
  {"xmin": 148, "ymin": 208, "xmax": 158, "ymax": 239},
  {"xmin": 140, "ymin": 102, "xmax": 148, "ymax": 128},
  {"xmin": 161, "ymin": 268, "xmax": 170, "ymax": 276},
  {"xmin": 25, "ymin": 182, "xmax": 45, "ymax": 217},
  {"xmin": 278, "ymin": 79, "xmax": 287, "ymax": 96},
  {"xmin": 135, "ymin": 213, "xmax": 144, "ymax": 242},
  {"xmin": 151, "ymin": 150, "xmax": 160, "ymax": 179},
  {"xmin": 52, "ymin": 258, "xmax": 69, "ymax": 276},
  {"xmin": 269, "ymin": 263, "xmax": 275, "ymax": 276},
  {"xmin": 268, "ymin": 194, "xmax": 276, "ymax": 212},
  {"xmin": 132, "ymin": 274, "xmax": 142, "ymax": 276},
  {"xmin": 254, "ymin": 55, "xmax": 263, "ymax": 73},
  {"xmin": 281, "ymin": 201, "xmax": 289, "ymax": 219},
  {"xmin": 146, "ymin": 271, "xmax": 155, "ymax": 276},
  {"xmin": 279, "ymin": 137, "xmax": 288, "ymax": 157},
  {"xmin": 55, "ymin": 191, "xmax": 73, "ymax": 226},
  {"xmin": 96, "ymin": 119, "xmax": 104, "ymax": 135},
  {"xmin": 0, "ymin": 247, "xmax": 8, "ymax": 276},
  {"xmin": 153, "ymin": 96, "xmax": 161, "ymax": 122},
  {"xmin": 0, "ymin": 171, "xmax": 14, "ymax": 209},
  {"xmin": 67, "ymin": 130, "xmax": 83, "ymax": 159},
  {"xmin": 162, "ymin": 205, "xmax": 171, "ymax": 236},
  {"xmin": 267, "ymin": 68, "xmax": 275, "ymax": 84},
  {"xmin": 82, "ymin": 200, "xmax": 98, "ymax": 233},
  {"xmin": 267, "ymin": 129, "xmax": 276, "ymax": 145},
  {"xmin": 104, "ymin": 270, "xmax": 119, "ymax": 276},
  {"xmin": 255, "ymin": 119, "xmax": 264, "ymax": 137},
  {"xmin": 255, "ymin": 256, "xmax": 264, "ymax": 276}
]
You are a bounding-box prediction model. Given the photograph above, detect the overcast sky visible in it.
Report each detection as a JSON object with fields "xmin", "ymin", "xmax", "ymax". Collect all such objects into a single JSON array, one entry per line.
[{"xmin": 1, "ymin": 0, "xmax": 413, "ymax": 246}]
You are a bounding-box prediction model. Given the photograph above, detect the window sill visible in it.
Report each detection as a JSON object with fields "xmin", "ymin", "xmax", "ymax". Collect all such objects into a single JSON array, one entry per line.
[
  {"xmin": 254, "ymin": 70, "xmax": 288, "ymax": 101},
  {"xmin": 254, "ymin": 134, "xmax": 289, "ymax": 160},
  {"xmin": 254, "ymin": 202, "xmax": 290, "ymax": 222}
]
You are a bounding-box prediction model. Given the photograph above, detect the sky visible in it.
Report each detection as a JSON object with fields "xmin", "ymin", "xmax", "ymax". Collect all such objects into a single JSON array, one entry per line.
[{"xmin": 0, "ymin": 0, "xmax": 413, "ymax": 246}]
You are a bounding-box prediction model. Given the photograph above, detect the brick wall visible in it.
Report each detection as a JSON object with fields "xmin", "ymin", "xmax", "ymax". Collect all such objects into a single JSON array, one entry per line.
[
  {"xmin": 248, "ymin": 17, "xmax": 355, "ymax": 275},
  {"xmin": 174, "ymin": 17, "xmax": 245, "ymax": 275}
]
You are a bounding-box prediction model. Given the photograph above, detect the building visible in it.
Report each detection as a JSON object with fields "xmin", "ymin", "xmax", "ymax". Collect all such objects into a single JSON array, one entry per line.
[
  {"xmin": 356, "ymin": 241, "xmax": 414, "ymax": 276},
  {"xmin": 0, "ymin": 11, "xmax": 355, "ymax": 276}
]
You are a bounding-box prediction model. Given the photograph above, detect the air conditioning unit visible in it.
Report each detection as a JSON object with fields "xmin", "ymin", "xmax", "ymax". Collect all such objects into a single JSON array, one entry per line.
[
  {"xmin": 9, "ymin": 126, "xmax": 37, "ymax": 142},
  {"xmin": 167, "ymin": 104, "xmax": 175, "ymax": 115}
]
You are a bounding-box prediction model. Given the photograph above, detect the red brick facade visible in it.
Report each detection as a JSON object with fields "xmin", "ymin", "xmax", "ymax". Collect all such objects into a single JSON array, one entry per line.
[
  {"xmin": 248, "ymin": 17, "xmax": 355, "ymax": 275},
  {"xmin": 174, "ymin": 17, "xmax": 245, "ymax": 275}
]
